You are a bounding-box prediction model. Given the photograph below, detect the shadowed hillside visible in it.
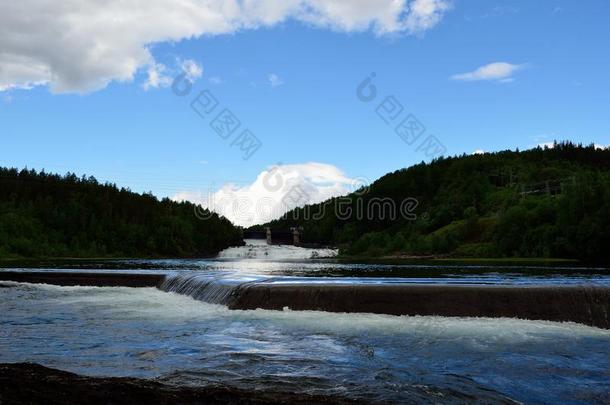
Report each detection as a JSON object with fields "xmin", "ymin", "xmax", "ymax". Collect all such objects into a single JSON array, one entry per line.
[
  {"xmin": 0, "ymin": 168, "xmax": 242, "ymax": 259},
  {"xmin": 253, "ymin": 142, "xmax": 610, "ymax": 262}
]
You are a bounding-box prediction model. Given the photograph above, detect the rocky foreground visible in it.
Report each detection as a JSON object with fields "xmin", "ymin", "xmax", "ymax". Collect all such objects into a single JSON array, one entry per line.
[{"xmin": 0, "ymin": 363, "xmax": 362, "ymax": 405}]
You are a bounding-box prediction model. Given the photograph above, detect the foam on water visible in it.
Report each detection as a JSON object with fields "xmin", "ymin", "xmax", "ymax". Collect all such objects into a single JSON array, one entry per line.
[
  {"xmin": 217, "ymin": 239, "xmax": 338, "ymax": 260},
  {"xmin": 24, "ymin": 282, "xmax": 610, "ymax": 337}
]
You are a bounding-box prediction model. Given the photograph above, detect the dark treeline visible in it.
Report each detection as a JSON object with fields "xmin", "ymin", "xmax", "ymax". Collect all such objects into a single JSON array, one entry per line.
[
  {"xmin": 254, "ymin": 142, "xmax": 610, "ymax": 262},
  {"xmin": 0, "ymin": 168, "xmax": 242, "ymax": 259}
]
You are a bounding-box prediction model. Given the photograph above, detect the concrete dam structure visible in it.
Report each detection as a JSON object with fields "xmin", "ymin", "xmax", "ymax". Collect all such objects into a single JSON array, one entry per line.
[
  {"xmin": 242, "ymin": 227, "xmax": 302, "ymax": 246},
  {"xmin": 2, "ymin": 271, "xmax": 609, "ymax": 329}
]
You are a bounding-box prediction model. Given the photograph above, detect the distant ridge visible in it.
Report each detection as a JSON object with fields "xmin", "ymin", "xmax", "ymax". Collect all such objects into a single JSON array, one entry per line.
[{"xmin": 253, "ymin": 142, "xmax": 610, "ymax": 262}]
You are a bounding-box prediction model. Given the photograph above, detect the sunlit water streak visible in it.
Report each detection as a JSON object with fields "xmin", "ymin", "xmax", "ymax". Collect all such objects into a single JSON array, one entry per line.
[{"xmin": 1, "ymin": 282, "xmax": 610, "ymax": 404}]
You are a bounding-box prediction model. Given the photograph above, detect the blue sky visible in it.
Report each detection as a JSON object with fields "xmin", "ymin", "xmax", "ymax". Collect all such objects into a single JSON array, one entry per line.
[{"xmin": 1, "ymin": 0, "xmax": 609, "ymax": 224}]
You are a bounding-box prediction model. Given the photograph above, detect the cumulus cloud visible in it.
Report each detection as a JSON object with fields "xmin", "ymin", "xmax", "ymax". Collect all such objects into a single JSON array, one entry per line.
[
  {"xmin": 142, "ymin": 59, "xmax": 202, "ymax": 90},
  {"xmin": 142, "ymin": 63, "xmax": 172, "ymax": 90},
  {"xmin": 451, "ymin": 62, "xmax": 524, "ymax": 82},
  {"xmin": 404, "ymin": 0, "xmax": 453, "ymax": 33},
  {"xmin": 173, "ymin": 162, "xmax": 359, "ymax": 227},
  {"xmin": 0, "ymin": 0, "xmax": 453, "ymax": 93},
  {"xmin": 267, "ymin": 73, "xmax": 284, "ymax": 87},
  {"xmin": 181, "ymin": 59, "xmax": 203, "ymax": 81}
]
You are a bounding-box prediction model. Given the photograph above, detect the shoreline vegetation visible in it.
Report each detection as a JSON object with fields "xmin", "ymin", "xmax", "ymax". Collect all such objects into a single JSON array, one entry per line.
[
  {"xmin": 253, "ymin": 142, "xmax": 610, "ymax": 263},
  {"xmin": 0, "ymin": 167, "xmax": 242, "ymax": 259}
]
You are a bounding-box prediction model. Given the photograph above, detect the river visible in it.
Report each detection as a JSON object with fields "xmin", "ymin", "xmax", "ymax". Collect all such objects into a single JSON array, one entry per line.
[{"xmin": 1, "ymin": 240, "xmax": 609, "ymax": 404}]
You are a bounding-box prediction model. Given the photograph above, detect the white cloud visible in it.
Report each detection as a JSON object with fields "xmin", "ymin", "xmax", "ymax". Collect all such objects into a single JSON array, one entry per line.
[
  {"xmin": 451, "ymin": 62, "xmax": 524, "ymax": 82},
  {"xmin": 472, "ymin": 149, "xmax": 485, "ymax": 155},
  {"xmin": 142, "ymin": 63, "xmax": 172, "ymax": 90},
  {"xmin": 404, "ymin": 0, "xmax": 453, "ymax": 34},
  {"xmin": 142, "ymin": 59, "xmax": 202, "ymax": 90},
  {"xmin": 173, "ymin": 162, "xmax": 358, "ymax": 227},
  {"xmin": 0, "ymin": 0, "xmax": 453, "ymax": 94},
  {"xmin": 180, "ymin": 59, "xmax": 203, "ymax": 81},
  {"xmin": 267, "ymin": 73, "xmax": 284, "ymax": 87}
]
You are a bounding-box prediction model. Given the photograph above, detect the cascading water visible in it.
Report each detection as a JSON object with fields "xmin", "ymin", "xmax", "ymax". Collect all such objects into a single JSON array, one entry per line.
[
  {"xmin": 218, "ymin": 239, "xmax": 338, "ymax": 260},
  {"xmin": 159, "ymin": 272, "xmax": 264, "ymax": 305}
]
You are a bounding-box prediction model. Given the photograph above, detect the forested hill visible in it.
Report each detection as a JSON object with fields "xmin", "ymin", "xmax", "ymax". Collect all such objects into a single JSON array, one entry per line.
[
  {"xmin": 255, "ymin": 142, "xmax": 610, "ymax": 262},
  {"xmin": 0, "ymin": 168, "xmax": 243, "ymax": 259}
]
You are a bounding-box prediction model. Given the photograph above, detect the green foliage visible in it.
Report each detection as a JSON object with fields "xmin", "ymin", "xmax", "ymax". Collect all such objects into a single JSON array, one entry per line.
[
  {"xmin": 255, "ymin": 142, "xmax": 610, "ymax": 262},
  {"xmin": 0, "ymin": 168, "xmax": 243, "ymax": 259}
]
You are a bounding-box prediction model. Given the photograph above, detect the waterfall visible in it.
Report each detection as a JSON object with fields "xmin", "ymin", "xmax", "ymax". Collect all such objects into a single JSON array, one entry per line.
[
  {"xmin": 218, "ymin": 239, "xmax": 338, "ymax": 260},
  {"xmin": 158, "ymin": 273, "xmax": 251, "ymax": 305}
]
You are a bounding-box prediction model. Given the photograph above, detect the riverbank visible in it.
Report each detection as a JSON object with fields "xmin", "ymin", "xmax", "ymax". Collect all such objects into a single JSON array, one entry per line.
[
  {"xmin": 0, "ymin": 363, "xmax": 363, "ymax": 405},
  {"xmin": 0, "ymin": 252, "xmax": 222, "ymax": 263}
]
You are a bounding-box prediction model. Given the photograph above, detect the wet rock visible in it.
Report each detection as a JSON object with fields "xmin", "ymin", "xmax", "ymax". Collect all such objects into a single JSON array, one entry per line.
[{"xmin": 0, "ymin": 363, "xmax": 364, "ymax": 405}]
